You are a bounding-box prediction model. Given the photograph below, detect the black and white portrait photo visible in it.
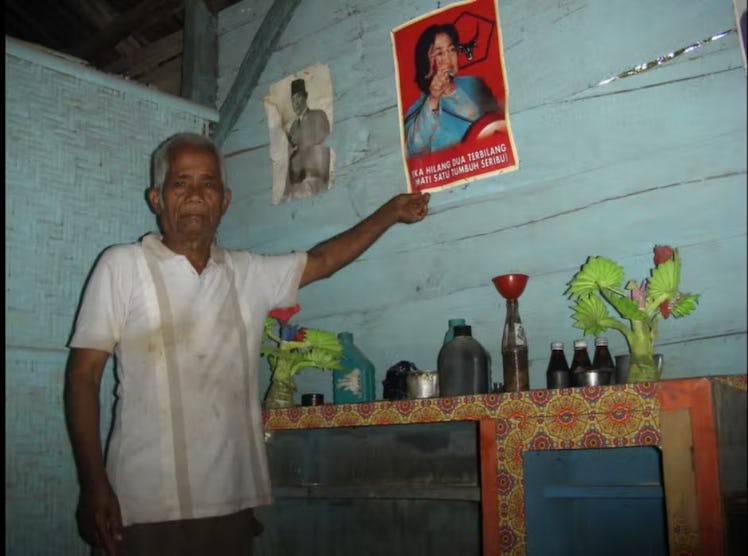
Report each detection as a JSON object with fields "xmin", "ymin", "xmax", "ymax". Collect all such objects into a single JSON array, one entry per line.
[{"xmin": 264, "ymin": 64, "xmax": 334, "ymax": 204}]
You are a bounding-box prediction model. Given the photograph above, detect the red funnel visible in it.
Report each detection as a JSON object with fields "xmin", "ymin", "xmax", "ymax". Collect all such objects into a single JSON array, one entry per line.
[{"xmin": 491, "ymin": 273, "xmax": 529, "ymax": 300}]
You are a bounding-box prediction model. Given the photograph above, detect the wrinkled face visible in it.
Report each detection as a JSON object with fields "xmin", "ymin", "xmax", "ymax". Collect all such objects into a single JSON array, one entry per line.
[
  {"xmin": 428, "ymin": 32, "xmax": 459, "ymax": 75},
  {"xmin": 148, "ymin": 144, "xmax": 230, "ymax": 242},
  {"xmin": 291, "ymin": 92, "xmax": 307, "ymax": 116}
]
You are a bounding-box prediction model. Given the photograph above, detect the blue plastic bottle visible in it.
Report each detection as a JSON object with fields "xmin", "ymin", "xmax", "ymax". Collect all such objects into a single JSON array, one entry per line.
[{"xmin": 333, "ymin": 332, "xmax": 376, "ymax": 403}]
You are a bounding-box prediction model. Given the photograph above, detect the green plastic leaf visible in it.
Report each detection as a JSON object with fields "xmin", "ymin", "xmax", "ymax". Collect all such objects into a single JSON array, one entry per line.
[
  {"xmin": 262, "ymin": 323, "xmax": 344, "ymax": 375},
  {"xmin": 671, "ymin": 293, "xmax": 700, "ymax": 318},
  {"xmin": 566, "ymin": 257, "xmax": 625, "ymax": 298},
  {"xmin": 304, "ymin": 350, "xmax": 344, "ymax": 371},
  {"xmin": 303, "ymin": 328, "xmax": 343, "ymax": 355},
  {"xmin": 570, "ymin": 295, "xmax": 623, "ymax": 335},
  {"xmin": 648, "ymin": 250, "xmax": 681, "ymax": 301},
  {"xmin": 603, "ymin": 289, "xmax": 649, "ymax": 321}
]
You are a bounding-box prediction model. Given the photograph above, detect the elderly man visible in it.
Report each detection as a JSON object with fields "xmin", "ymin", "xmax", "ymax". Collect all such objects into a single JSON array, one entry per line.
[{"xmin": 64, "ymin": 132, "xmax": 429, "ymax": 555}]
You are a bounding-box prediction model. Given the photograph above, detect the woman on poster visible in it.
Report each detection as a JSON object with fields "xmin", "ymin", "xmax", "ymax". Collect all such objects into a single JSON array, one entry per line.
[{"xmin": 404, "ymin": 23, "xmax": 502, "ymax": 157}]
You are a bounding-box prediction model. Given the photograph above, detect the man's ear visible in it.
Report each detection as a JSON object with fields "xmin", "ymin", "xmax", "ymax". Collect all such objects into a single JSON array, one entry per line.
[
  {"xmin": 147, "ymin": 187, "xmax": 162, "ymax": 214},
  {"xmin": 221, "ymin": 188, "xmax": 232, "ymax": 214}
]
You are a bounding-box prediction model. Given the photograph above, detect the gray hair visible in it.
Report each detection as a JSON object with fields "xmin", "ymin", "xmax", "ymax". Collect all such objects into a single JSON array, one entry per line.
[{"xmin": 151, "ymin": 132, "xmax": 228, "ymax": 190}]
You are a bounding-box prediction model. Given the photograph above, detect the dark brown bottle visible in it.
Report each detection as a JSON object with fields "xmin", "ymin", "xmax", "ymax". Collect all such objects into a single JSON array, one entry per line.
[
  {"xmin": 592, "ymin": 337, "xmax": 615, "ymax": 371},
  {"xmin": 546, "ymin": 342, "xmax": 570, "ymax": 389},
  {"xmin": 570, "ymin": 339, "xmax": 592, "ymax": 386}
]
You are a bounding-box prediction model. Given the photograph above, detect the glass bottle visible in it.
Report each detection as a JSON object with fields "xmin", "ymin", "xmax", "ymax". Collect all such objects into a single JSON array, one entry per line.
[
  {"xmin": 443, "ymin": 318, "xmax": 467, "ymax": 345},
  {"xmin": 592, "ymin": 337, "xmax": 615, "ymax": 371},
  {"xmin": 570, "ymin": 339, "xmax": 592, "ymax": 386},
  {"xmin": 437, "ymin": 325, "xmax": 489, "ymax": 396},
  {"xmin": 333, "ymin": 332, "xmax": 376, "ymax": 403},
  {"xmin": 501, "ymin": 299, "xmax": 529, "ymax": 392},
  {"xmin": 546, "ymin": 341, "xmax": 570, "ymax": 389},
  {"xmin": 592, "ymin": 336, "xmax": 615, "ymax": 384}
]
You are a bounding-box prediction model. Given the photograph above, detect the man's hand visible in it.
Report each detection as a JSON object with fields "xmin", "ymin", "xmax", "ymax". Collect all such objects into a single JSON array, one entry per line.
[
  {"xmin": 64, "ymin": 347, "xmax": 120, "ymax": 554},
  {"xmin": 77, "ymin": 479, "xmax": 124, "ymax": 555},
  {"xmin": 384, "ymin": 192, "xmax": 430, "ymax": 224}
]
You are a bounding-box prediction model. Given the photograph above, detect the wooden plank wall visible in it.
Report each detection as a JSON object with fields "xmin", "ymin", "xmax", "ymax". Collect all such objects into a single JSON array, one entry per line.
[{"xmin": 216, "ymin": 0, "xmax": 747, "ymax": 400}]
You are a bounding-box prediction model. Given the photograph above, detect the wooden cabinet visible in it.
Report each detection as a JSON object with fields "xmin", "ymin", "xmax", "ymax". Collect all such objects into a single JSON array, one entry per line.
[{"xmin": 262, "ymin": 375, "xmax": 746, "ymax": 555}]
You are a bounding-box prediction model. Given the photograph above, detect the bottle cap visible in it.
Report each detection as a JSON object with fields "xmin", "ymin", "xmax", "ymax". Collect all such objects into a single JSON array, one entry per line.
[
  {"xmin": 453, "ymin": 325, "xmax": 472, "ymax": 336},
  {"xmin": 551, "ymin": 342, "xmax": 564, "ymax": 350},
  {"xmin": 594, "ymin": 337, "xmax": 608, "ymax": 346},
  {"xmin": 448, "ymin": 318, "xmax": 466, "ymax": 326},
  {"xmin": 573, "ymin": 339, "xmax": 588, "ymax": 349}
]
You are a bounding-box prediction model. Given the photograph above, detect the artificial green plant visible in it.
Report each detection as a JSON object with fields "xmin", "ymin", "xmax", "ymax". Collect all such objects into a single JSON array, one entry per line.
[
  {"xmin": 261, "ymin": 305, "xmax": 343, "ymax": 408},
  {"xmin": 565, "ymin": 245, "xmax": 699, "ymax": 382}
]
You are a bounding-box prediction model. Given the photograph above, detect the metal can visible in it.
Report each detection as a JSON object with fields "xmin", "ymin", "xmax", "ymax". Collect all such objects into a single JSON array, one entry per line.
[{"xmin": 406, "ymin": 370, "xmax": 440, "ymax": 399}]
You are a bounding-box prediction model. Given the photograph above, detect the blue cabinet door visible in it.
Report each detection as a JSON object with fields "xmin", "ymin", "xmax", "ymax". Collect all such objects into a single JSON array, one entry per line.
[{"xmin": 524, "ymin": 447, "xmax": 668, "ymax": 556}]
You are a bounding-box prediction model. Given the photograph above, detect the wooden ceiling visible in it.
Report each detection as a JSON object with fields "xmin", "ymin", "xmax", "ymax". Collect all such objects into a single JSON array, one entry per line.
[{"xmin": 5, "ymin": 0, "xmax": 242, "ymax": 97}]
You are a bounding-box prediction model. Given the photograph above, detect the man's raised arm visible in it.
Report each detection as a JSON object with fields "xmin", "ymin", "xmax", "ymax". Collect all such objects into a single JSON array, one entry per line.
[{"xmin": 300, "ymin": 192, "xmax": 430, "ymax": 287}]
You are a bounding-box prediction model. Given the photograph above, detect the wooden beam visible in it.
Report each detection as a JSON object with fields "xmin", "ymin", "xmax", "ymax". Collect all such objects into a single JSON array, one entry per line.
[
  {"xmin": 70, "ymin": 0, "xmax": 182, "ymax": 62},
  {"xmin": 181, "ymin": 0, "xmax": 217, "ymax": 107},
  {"xmin": 140, "ymin": 56, "xmax": 185, "ymax": 98},
  {"xmin": 6, "ymin": 1, "xmax": 67, "ymax": 50},
  {"xmin": 211, "ymin": 0, "xmax": 301, "ymax": 146},
  {"xmin": 103, "ymin": 30, "xmax": 184, "ymax": 77},
  {"xmin": 66, "ymin": 0, "xmax": 144, "ymax": 56}
]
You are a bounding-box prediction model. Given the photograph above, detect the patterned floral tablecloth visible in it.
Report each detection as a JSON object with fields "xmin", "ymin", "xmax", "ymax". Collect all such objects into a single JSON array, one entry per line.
[{"xmin": 263, "ymin": 376, "xmax": 745, "ymax": 555}]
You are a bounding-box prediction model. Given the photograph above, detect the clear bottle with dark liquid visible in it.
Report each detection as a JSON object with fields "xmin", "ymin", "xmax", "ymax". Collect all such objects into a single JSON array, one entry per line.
[
  {"xmin": 501, "ymin": 298, "xmax": 529, "ymax": 391},
  {"xmin": 570, "ymin": 339, "xmax": 592, "ymax": 386},
  {"xmin": 546, "ymin": 342, "xmax": 570, "ymax": 389},
  {"xmin": 592, "ymin": 336, "xmax": 615, "ymax": 371}
]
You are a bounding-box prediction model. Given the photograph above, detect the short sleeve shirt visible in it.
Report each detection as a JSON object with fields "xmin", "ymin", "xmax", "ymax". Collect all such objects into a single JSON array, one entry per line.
[{"xmin": 69, "ymin": 233, "xmax": 307, "ymax": 526}]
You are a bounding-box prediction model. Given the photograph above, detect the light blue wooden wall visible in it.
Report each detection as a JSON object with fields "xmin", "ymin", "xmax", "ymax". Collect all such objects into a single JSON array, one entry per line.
[
  {"xmin": 4, "ymin": 38, "xmax": 214, "ymax": 555},
  {"xmin": 216, "ymin": 0, "xmax": 747, "ymax": 401},
  {"xmin": 4, "ymin": 0, "xmax": 745, "ymax": 551}
]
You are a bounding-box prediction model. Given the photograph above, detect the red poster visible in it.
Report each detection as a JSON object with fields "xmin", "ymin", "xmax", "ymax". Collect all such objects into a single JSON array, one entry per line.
[{"xmin": 392, "ymin": 0, "xmax": 518, "ymax": 193}]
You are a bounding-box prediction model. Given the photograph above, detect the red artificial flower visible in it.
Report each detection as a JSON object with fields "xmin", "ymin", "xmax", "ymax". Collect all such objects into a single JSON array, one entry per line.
[
  {"xmin": 293, "ymin": 328, "xmax": 307, "ymax": 342},
  {"xmin": 268, "ymin": 304, "xmax": 301, "ymax": 324},
  {"xmin": 659, "ymin": 300, "xmax": 671, "ymax": 319},
  {"xmin": 653, "ymin": 245, "xmax": 674, "ymax": 266}
]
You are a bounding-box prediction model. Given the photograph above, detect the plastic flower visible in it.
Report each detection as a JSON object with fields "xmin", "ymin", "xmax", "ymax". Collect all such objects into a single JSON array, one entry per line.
[
  {"xmin": 653, "ymin": 245, "xmax": 675, "ymax": 318},
  {"xmin": 268, "ymin": 304, "xmax": 300, "ymax": 324},
  {"xmin": 262, "ymin": 305, "xmax": 343, "ymax": 407},
  {"xmin": 565, "ymin": 245, "xmax": 699, "ymax": 382},
  {"xmin": 653, "ymin": 245, "xmax": 674, "ymax": 265}
]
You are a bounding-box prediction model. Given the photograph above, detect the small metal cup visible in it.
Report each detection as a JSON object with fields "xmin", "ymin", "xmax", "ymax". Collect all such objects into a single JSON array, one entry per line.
[{"xmin": 406, "ymin": 370, "xmax": 440, "ymax": 399}]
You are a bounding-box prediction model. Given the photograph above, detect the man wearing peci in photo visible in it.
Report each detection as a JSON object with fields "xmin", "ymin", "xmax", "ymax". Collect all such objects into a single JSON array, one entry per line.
[{"xmin": 285, "ymin": 78, "xmax": 332, "ymax": 200}]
